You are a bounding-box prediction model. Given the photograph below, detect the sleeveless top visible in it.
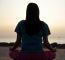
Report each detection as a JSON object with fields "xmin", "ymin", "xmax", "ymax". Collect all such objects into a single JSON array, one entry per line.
[{"xmin": 15, "ymin": 20, "xmax": 50, "ymax": 52}]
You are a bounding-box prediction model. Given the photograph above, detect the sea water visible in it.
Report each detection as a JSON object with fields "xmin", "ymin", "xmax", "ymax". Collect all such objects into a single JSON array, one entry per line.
[{"xmin": 0, "ymin": 38, "xmax": 65, "ymax": 44}]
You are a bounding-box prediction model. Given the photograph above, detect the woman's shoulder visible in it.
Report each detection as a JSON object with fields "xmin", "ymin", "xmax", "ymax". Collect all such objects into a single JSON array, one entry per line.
[
  {"xmin": 41, "ymin": 21, "xmax": 48, "ymax": 27},
  {"xmin": 17, "ymin": 20, "xmax": 25, "ymax": 26},
  {"xmin": 18, "ymin": 20, "xmax": 25, "ymax": 24}
]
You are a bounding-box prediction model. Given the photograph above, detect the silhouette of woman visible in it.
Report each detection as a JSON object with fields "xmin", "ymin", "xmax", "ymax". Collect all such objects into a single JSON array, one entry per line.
[{"xmin": 9, "ymin": 3, "xmax": 56, "ymax": 60}]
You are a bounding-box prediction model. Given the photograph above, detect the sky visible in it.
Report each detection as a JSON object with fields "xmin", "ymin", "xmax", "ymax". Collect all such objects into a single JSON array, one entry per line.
[{"xmin": 0, "ymin": 0, "xmax": 65, "ymax": 39}]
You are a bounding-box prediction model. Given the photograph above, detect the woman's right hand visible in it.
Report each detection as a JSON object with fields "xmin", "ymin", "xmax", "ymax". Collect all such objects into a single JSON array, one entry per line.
[{"xmin": 9, "ymin": 47, "xmax": 15, "ymax": 51}]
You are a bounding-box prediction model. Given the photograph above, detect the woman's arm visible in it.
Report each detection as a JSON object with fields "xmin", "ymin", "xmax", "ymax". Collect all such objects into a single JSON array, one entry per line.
[
  {"xmin": 43, "ymin": 36, "xmax": 56, "ymax": 52},
  {"xmin": 10, "ymin": 33, "xmax": 21, "ymax": 50}
]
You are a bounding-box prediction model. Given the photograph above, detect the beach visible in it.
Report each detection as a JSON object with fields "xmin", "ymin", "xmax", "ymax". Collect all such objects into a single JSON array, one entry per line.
[{"xmin": 0, "ymin": 47, "xmax": 65, "ymax": 60}]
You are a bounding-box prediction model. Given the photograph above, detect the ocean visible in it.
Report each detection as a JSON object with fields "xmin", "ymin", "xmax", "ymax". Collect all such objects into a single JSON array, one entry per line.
[{"xmin": 0, "ymin": 38, "xmax": 65, "ymax": 44}]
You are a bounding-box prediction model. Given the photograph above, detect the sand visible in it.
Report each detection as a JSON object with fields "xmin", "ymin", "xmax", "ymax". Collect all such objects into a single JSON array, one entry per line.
[{"xmin": 0, "ymin": 47, "xmax": 65, "ymax": 60}]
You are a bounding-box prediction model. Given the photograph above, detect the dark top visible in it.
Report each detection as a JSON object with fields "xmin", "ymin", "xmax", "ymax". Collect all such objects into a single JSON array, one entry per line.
[{"xmin": 15, "ymin": 20, "xmax": 50, "ymax": 52}]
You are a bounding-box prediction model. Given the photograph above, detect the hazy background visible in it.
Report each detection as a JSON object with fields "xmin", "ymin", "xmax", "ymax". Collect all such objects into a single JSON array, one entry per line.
[{"xmin": 0, "ymin": 0, "xmax": 65, "ymax": 44}]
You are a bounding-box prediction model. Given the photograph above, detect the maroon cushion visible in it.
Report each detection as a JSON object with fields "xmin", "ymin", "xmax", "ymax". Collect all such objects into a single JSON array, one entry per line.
[{"xmin": 9, "ymin": 50, "xmax": 56, "ymax": 60}]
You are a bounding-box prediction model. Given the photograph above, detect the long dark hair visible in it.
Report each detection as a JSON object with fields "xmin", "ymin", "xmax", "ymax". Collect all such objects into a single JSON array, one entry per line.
[{"xmin": 25, "ymin": 3, "xmax": 42, "ymax": 36}]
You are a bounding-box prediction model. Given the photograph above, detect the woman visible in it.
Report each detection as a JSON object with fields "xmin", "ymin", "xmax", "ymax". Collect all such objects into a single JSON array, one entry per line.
[{"xmin": 9, "ymin": 3, "xmax": 56, "ymax": 60}]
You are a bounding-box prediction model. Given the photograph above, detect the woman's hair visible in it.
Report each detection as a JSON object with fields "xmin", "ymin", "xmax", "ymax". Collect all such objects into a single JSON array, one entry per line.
[
  {"xmin": 25, "ymin": 3, "xmax": 42, "ymax": 36},
  {"xmin": 26, "ymin": 3, "xmax": 39, "ymax": 20}
]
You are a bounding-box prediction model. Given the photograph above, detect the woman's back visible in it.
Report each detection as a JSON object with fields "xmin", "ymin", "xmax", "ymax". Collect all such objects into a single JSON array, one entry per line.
[{"xmin": 15, "ymin": 20, "xmax": 50, "ymax": 52}]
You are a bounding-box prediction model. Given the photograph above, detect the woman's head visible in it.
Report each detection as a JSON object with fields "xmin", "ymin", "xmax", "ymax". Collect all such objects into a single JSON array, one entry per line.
[
  {"xmin": 25, "ymin": 3, "xmax": 42, "ymax": 36},
  {"xmin": 26, "ymin": 3, "xmax": 39, "ymax": 21}
]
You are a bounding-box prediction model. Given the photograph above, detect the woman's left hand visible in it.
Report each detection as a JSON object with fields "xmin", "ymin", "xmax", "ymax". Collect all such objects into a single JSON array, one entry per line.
[{"xmin": 51, "ymin": 48, "xmax": 56, "ymax": 52}]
